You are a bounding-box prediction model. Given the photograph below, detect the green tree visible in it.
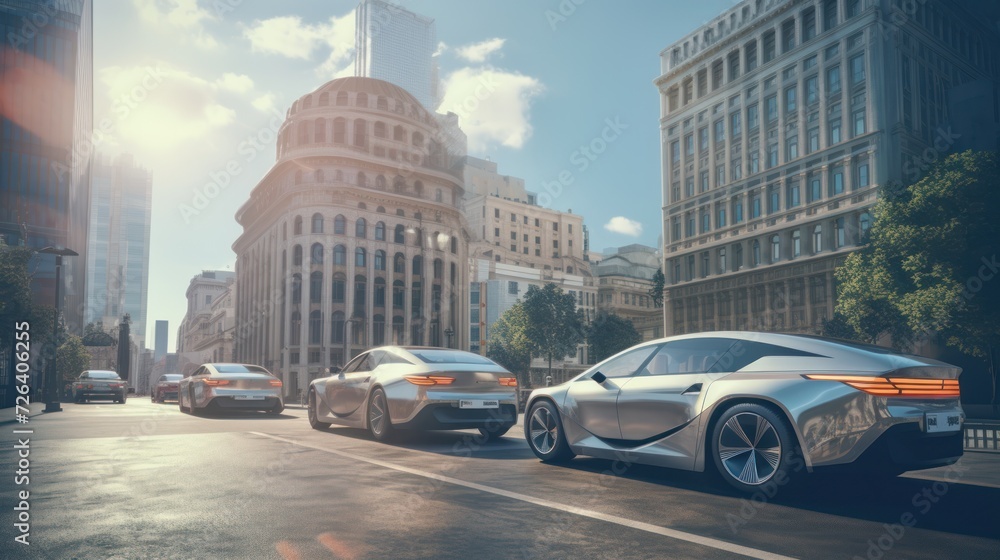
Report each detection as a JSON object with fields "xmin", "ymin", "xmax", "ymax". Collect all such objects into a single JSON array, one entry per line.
[
  {"xmin": 486, "ymin": 302, "xmax": 532, "ymax": 386},
  {"xmin": 832, "ymin": 150, "xmax": 1000, "ymax": 402},
  {"xmin": 57, "ymin": 335, "xmax": 91, "ymax": 385},
  {"xmin": 523, "ymin": 283, "xmax": 584, "ymax": 379},
  {"xmin": 587, "ymin": 312, "xmax": 642, "ymax": 363},
  {"xmin": 648, "ymin": 267, "xmax": 665, "ymax": 308}
]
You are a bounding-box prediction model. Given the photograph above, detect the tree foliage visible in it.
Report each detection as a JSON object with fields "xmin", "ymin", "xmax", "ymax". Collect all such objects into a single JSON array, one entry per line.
[
  {"xmin": 0, "ymin": 239, "xmax": 56, "ymax": 351},
  {"xmin": 522, "ymin": 283, "xmax": 584, "ymax": 376},
  {"xmin": 57, "ymin": 335, "xmax": 91, "ymax": 383},
  {"xmin": 587, "ymin": 313, "xmax": 642, "ymax": 363},
  {"xmin": 486, "ymin": 302, "xmax": 531, "ymax": 382},
  {"xmin": 649, "ymin": 268, "xmax": 665, "ymax": 308}
]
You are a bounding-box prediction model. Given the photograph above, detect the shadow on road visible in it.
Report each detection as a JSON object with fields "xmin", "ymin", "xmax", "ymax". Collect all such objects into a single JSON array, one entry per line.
[{"xmin": 314, "ymin": 425, "xmax": 534, "ymax": 459}]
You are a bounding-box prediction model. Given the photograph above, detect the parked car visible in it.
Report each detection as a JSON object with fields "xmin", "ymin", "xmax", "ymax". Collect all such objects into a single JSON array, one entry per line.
[
  {"xmin": 308, "ymin": 346, "xmax": 518, "ymax": 441},
  {"xmin": 523, "ymin": 332, "xmax": 964, "ymax": 494},
  {"xmin": 178, "ymin": 363, "xmax": 283, "ymax": 415},
  {"xmin": 151, "ymin": 374, "xmax": 183, "ymax": 403},
  {"xmin": 73, "ymin": 370, "xmax": 127, "ymax": 404}
]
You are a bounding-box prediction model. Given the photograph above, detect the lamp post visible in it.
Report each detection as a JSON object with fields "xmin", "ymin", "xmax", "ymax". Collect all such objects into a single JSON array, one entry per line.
[
  {"xmin": 444, "ymin": 326, "xmax": 454, "ymax": 348},
  {"xmin": 39, "ymin": 246, "xmax": 78, "ymax": 413}
]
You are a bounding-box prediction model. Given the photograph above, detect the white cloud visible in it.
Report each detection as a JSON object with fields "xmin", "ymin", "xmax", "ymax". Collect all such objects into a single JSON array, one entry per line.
[
  {"xmin": 455, "ymin": 38, "xmax": 506, "ymax": 63},
  {"xmin": 604, "ymin": 217, "xmax": 643, "ymax": 237},
  {"xmin": 252, "ymin": 92, "xmax": 277, "ymax": 114},
  {"xmin": 439, "ymin": 67, "xmax": 543, "ymax": 152},
  {"xmin": 243, "ymin": 13, "xmax": 356, "ymax": 78},
  {"xmin": 132, "ymin": 0, "xmax": 218, "ymax": 49},
  {"xmin": 215, "ymin": 72, "xmax": 254, "ymax": 94}
]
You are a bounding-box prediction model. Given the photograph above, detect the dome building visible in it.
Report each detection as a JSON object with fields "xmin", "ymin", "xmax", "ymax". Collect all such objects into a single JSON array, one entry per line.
[{"xmin": 233, "ymin": 77, "xmax": 468, "ymax": 397}]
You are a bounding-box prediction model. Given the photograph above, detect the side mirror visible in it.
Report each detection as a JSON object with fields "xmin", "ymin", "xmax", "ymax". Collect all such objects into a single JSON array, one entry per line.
[
  {"xmin": 328, "ymin": 366, "xmax": 341, "ymax": 375},
  {"xmin": 591, "ymin": 371, "xmax": 607, "ymax": 384}
]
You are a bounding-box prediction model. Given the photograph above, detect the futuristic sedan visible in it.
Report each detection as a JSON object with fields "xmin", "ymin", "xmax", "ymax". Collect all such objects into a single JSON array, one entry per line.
[
  {"xmin": 151, "ymin": 373, "xmax": 182, "ymax": 403},
  {"xmin": 308, "ymin": 346, "xmax": 518, "ymax": 441},
  {"xmin": 73, "ymin": 370, "xmax": 127, "ymax": 404},
  {"xmin": 178, "ymin": 363, "xmax": 284, "ymax": 415},
  {"xmin": 524, "ymin": 332, "xmax": 964, "ymax": 494}
]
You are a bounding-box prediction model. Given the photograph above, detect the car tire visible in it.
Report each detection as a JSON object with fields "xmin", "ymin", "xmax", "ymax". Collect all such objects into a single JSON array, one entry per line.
[
  {"xmin": 367, "ymin": 388, "xmax": 394, "ymax": 442},
  {"xmin": 308, "ymin": 389, "xmax": 331, "ymax": 430},
  {"xmin": 525, "ymin": 400, "xmax": 575, "ymax": 463},
  {"xmin": 711, "ymin": 403, "xmax": 804, "ymax": 494},
  {"xmin": 478, "ymin": 422, "xmax": 515, "ymax": 441},
  {"xmin": 267, "ymin": 401, "xmax": 284, "ymax": 415}
]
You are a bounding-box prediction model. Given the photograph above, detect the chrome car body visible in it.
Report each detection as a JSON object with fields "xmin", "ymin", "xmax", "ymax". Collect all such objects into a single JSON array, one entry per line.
[
  {"xmin": 178, "ymin": 363, "xmax": 284, "ymax": 414},
  {"xmin": 152, "ymin": 373, "xmax": 182, "ymax": 403},
  {"xmin": 73, "ymin": 370, "xmax": 127, "ymax": 403},
  {"xmin": 308, "ymin": 346, "xmax": 518, "ymax": 440},
  {"xmin": 524, "ymin": 332, "xmax": 964, "ymax": 492}
]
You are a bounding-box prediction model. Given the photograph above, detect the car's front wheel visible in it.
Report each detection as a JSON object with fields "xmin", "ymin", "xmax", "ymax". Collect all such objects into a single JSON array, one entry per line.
[
  {"xmin": 711, "ymin": 403, "xmax": 803, "ymax": 494},
  {"xmin": 525, "ymin": 400, "xmax": 575, "ymax": 462},
  {"xmin": 367, "ymin": 388, "xmax": 394, "ymax": 442},
  {"xmin": 308, "ymin": 389, "xmax": 331, "ymax": 430}
]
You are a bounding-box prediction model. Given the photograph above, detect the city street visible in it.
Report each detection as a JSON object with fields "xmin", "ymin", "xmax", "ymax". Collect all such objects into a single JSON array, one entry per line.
[{"xmin": 2, "ymin": 399, "xmax": 998, "ymax": 559}]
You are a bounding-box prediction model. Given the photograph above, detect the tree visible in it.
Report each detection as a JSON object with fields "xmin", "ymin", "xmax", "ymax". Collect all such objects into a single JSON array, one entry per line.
[
  {"xmin": 649, "ymin": 267, "xmax": 665, "ymax": 308},
  {"xmin": 833, "ymin": 150, "xmax": 1000, "ymax": 403},
  {"xmin": 587, "ymin": 312, "xmax": 641, "ymax": 363},
  {"xmin": 57, "ymin": 335, "xmax": 91, "ymax": 386},
  {"xmin": 522, "ymin": 283, "xmax": 584, "ymax": 379},
  {"xmin": 486, "ymin": 302, "xmax": 532, "ymax": 385}
]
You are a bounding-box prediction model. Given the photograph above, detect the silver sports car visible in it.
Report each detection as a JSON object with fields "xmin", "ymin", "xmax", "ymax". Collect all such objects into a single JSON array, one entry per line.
[
  {"xmin": 524, "ymin": 332, "xmax": 963, "ymax": 494},
  {"xmin": 178, "ymin": 363, "xmax": 284, "ymax": 414},
  {"xmin": 308, "ymin": 346, "xmax": 518, "ymax": 441}
]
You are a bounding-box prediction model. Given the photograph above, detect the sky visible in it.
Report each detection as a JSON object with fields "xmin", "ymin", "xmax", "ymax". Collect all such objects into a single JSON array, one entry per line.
[{"xmin": 91, "ymin": 0, "xmax": 740, "ymax": 350}]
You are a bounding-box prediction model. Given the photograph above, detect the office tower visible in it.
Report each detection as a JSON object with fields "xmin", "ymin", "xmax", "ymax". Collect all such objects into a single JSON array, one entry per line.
[{"xmin": 355, "ymin": 0, "xmax": 438, "ymax": 110}]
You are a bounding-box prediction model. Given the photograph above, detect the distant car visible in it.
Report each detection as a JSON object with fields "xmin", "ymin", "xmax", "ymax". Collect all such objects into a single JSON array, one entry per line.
[
  {"xmin": 73, "ymin": 370, "xmax": 127, "ymax": 404},
  {"xmin": 523, "ymin": 332, "xmax": 964, "ymax": 494},
  {"xmin": 308, "ymin": 346, "xmax": 518, "ymax": 441},
  {"xmin": 178, "ymin": 363, "xmax": 284, "ymax": 415},
  {"xmin": 151, "ymin": 374, "xmax": 183, "ymax": 403}
]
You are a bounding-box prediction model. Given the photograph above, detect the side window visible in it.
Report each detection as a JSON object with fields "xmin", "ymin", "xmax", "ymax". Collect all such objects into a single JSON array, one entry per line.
[
  {"xmin": 648, "ymin": 338, "xmax": 737, "ymax": 374},
  {"xmin": 709, "ymin": 340, "xmax": 818, "ymax": 372},
  {"xmin": 590, "ymin": 345, "xmax": 661, "ymax": 379},
  {"xmin": 366, "ymin": 350, "xmax": 385, "ymax": 370},
  {"xmin": 342, "ymin": 353, "xmax": 368, "ymax": 373}
]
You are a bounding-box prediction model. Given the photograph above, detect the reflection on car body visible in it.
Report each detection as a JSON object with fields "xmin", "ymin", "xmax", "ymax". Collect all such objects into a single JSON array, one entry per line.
[{"xmin": 178, "ymin": 363, "xmax": 284, "ymax": 415}]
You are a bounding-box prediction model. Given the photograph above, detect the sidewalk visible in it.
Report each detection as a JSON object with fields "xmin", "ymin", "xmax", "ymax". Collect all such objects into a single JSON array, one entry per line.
[{"xmin": 0, "ymin": 400, "xmax": 48, "ymax": 425}]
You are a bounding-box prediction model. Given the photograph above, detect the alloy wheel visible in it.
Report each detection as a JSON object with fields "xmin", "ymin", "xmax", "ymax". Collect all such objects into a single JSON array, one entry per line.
[
  {"xmin": 718, "ymin": 412, "xmax": 782, "ymax": 486},
  {"xmin": 529, "ymin": 406, "xmax": 558, "ymax": 454}
]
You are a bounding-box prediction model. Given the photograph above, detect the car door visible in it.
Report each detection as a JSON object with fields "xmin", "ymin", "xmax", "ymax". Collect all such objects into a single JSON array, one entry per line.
[
  {"xmin": 564, "ymin": 344, "xmax": 662, "ymax": 439},
  {"xmin": 327, "ymin": 352, "xmax": 372, "ymax": 417},
  {"xmin": 189, "ymin": 366, "xmax": 210, "ymax": 407},
  {"xmin": 616, "ymin": 337, "xmax": 737, "ymax": 442}
]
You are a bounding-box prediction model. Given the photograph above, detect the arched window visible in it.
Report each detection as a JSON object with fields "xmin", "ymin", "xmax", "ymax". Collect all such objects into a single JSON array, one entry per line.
[
  {"xmin": 393, "ymin": 125, "xmax": 406, "ymax": 142},
  {"xmin": 293, "ymin": 215, "xmax": 303, "ymax": 235},
  {"xmin": 392, "ymin": 315, "xmax": 404, "ymax": 344},
  {"xmin": 311, "ymin": 213, "xmax": 323, "ymax": 234},
  {"xmin": 414, "ymin": 181, "xmax": 424, "ymax": 196},
  {"xmin": 374, "ymin": 121, "xmax": 386, "ymax": 138},
  {"xmin": 412, "ymin": 132, "xmax": 424, "ymax": 147},
  {"xmin": 375, "ymin": 222, "xmax": 386, "ymax": 241},
  {"xmin": 792, "ymin": 230, "xmax": 801, "ymax": 258},
  {"xmin": 413, "ymin": 227, "xmax": 423, "ymax": 248},
  {"xmin": 859, "ymin": 212, "xmax": 871, "ymax": 240},
  {"xmin": 314, "ymin": 118, "xmax": 326, "ymax": 142},
  {"xmin": 334, "ymin": 215, "xmax": 346, "ymax": 235},
  {"xmin": 291, "ymin": 274, "xmax": 302, "ymax": 304},
  {"xmin": 356, "ymin": 218, "xmax": 367, "ymax": 238},
  {"xmin": 373, "ymin": 314, "xmax": 386, "ymax": 346},
  {"xmin": 358, "ymin": 202, "xmax": 367, "ymax": 210},
  {"xmin": 356, "ymin": 92, "xmax": 368, "ymax": 107},
  {"xmin": 752, "ymin": 240, "xmax": 761, "ymax": 266},
  {"xmin": 318, "ymin": 92, "xmax": 329, "ymax": 106},
  {"xmin": 292, "ymin": 245, "xmax": 303, "ymax": 266},
  {"xmin": 771, "ymin": 235, "xmax": 781, "ymax": 262},
  {"xmin": 396, "ymin": 209, "xmax": 405, "ymax": 217},
  {"xmin": 813, "ymin": 225, "xmax": 823, "ymax": 253},
  {"xmin": 302, "ymin": 96, "xmax": 312, "ymax": 109},
  {"xmin": 298, "ymin": 121, "xmax": 310, "ymax": 145},
  {"xmin": 394, "ymin": 253, "xmax": 405, "ymax": 273},
  {"xmin": 356, "ymin": 172, "xmax": 367, "ymax": 187},
  {"xmin": 310, "ymin": 271, "xmax": 323, "ymax": 303},
  {"xmin": 394, "ymin": 224, "xmax": 405, "ymax": 244},
  {"xmin": 309, "ymin": 310, "xmax": 323, "ymax": 344},
  {"xmin": 376, "ymin": 175, "xmax": 387, "ymax": 190},
  {"xmin": 355, "ymin": 247, "xmax": 367, "ymax": 267},
  {"xmin": 734, "ymin": 244, "xmax": 744, "ymax": 270},
  {"xmin": 392, "ymin": 280, "xmax": 405, "ymax": 310},
  {"xmin": 290, "ymin": 311, "xmax": 301, "ymax": 345},
  {"xmin": 336, "ymin": 91, "xmax": 348, "ymax": 106},
  {"xmin": 412, "ymin": 255, "xmax": 423, "ymax": 276},
  {"xmin": 450, "ymin": 262, "xmax": 457, "ymax": 285},
  {"xmin": 353, "ymin": 119, "xmax": 367, "ymax": 146},
  {"xmin": 377, "ymin": 96, "xmax": 388, "ymax": 110},
  {"xmin": 376, "ymin": 206, "xmax": 385, "ymax": 214},
  {"xmin": 450, "ymin": 236, "xmax": 457, "ymax": 254},
  {"xmin": 354, "ymin": 275, "xmax": 367, "ymax": 311},
  {"xmin": 433, "ymin": 258, "xmax": 443, "ymax": 279},
  {"xmin": 331, "ymin": 275, "xmax": 346, "ymax": 303},
  {"xmin": 310, "ymin": 242, "xmax": 323, "ymax": 265},
  {"xmin": 331, "ymin": 311, "xmax": 345, "ymax": 344},
  {"xmin": 393, "ymin": 175, "xmax": 405, "ymax": 192},
  {"xmin": 333, "ymin": 245, "xmax": 347, "ymax": 265},
  {"xmin": 333, "ymin": 118, "xmax": 346, "ymax": 143},
  {"xmin": 835, "ymin": 217, "xmax": 846, "ymax": 248},
  {"xmin": 374, "ymin": 250, "xmax": 386, "ymax": 271}
]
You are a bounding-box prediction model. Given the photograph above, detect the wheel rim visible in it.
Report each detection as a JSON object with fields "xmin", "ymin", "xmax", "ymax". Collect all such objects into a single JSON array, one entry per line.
[
  {"xmin": 718, "ymin": 412, "xmax": 781, "ymax": 486},
  {"xmin": 308, "ymin": 391, "xmax": 318, "ymax": 424},
  {"xmin": 369, "ymin": 392, "xmax": 386, "ymax": 435},
  {"xmin": 529, "ymin": 407, "xmax": 558, "ymax": 454}
]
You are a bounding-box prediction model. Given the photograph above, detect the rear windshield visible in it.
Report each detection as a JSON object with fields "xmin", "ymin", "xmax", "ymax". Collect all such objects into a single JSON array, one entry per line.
[
  {"xmin": 85, "ymin": 371, "xmax": 120, "ymax": 380},
  {"xmin": 160, "ymin": 374, "xmax": 182, "ymax": 382},
  {"xmin": 214, "ymin": 364, "xmax": 271, "ymax": 374},
  {"xmin": 407, "ymin": 349, "xmax": 497, "ymax": 366}
]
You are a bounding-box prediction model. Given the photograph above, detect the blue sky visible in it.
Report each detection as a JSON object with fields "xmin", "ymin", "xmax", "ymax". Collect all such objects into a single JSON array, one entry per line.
[{"xmin": 93, "ymin": 0, "xmax": 739, "ymax": 348}]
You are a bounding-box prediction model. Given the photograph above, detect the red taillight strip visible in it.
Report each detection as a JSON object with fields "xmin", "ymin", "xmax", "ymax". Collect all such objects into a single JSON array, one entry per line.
[
  {"xmin": 804, "ymin": 375, "xmax": 959, "ymax": 397},
  {"xmin": 498, "ymin": 377, "xmax": 517, "ymax": 387},
  {"xmin": 202, "ymin": 379, "xmax": 230, "ymax": 387},
  {"xmin": 404, "ymin": 375, "xmax": 455, "ymax": 386}
]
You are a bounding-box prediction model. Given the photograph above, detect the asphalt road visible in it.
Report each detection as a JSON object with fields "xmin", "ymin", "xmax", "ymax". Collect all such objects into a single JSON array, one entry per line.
[{"xmin": 1, "ymin": 399, "xmax": 997, "ymax": 559}]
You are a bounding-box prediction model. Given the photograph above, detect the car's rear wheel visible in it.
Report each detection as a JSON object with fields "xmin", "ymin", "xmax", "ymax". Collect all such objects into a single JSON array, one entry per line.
[
  {"xmin": 525, "ymin": 400, "xmax": 575, "ymax": 462},
  {"xmin": 711, "ymin": 403, "xmax": 802, "ymax": 494},
  {"xmin": 308, "ymin": 389, "xmax": 331, "ymax": 430},
  {"xmin": 478, "ymin": 422, "xmax": 515, "ymax": 441},
  {"xmin": 367, "ymin": 388, "xmax": 394, "ymax": 442},
  {"xmin": 267, "ymin": 401, "xmax": 284, "ymax": 414}
]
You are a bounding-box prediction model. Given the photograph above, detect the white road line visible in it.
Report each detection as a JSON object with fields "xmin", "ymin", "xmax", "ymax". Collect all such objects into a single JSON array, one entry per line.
[{"xmin": 250, "ymin": 432, "xmax": 799, "ymax": 560}]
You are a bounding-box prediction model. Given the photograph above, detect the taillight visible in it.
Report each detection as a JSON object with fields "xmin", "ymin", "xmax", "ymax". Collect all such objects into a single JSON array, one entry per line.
[
  {"xmin": 269, "ymin": 379, "xmax": 282, "ymax": 387},
  {"xmin": 203, "ymin": 379, "xmax": 230, "ymax": 387},
  {"xmin": 498, "ymin": 377, "xmax": 517, "ymax": 387},
  {"xmin": 804, "ymin": 375, "xmax": 960, "ymax": 397},
  {"xmin": 404, "ymin": 375, "xmax": 455, "ymax": 386}
]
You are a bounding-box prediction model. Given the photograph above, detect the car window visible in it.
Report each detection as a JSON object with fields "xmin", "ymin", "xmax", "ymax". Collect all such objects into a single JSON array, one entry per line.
[
  {"xmin": 342, "ymin": 353, "xmax": 368, "ymax": 373},
  {"xmin": 86, "ymin": 371, "xmax": 121, "ymax": 380},
  {"xmin": 708, "ymin": 340, "xmax": 819, "ymax": 372},
  {"xmin": 407, "ymin": 349, "xmax": 497, "ymax": 365},
  {"xmin": 591, "ymin": 345, "xmax": 661, "ymax": 379},
  {"xmin": 644, "ymin": 338, "xmax": 737, "ymax": 375}
]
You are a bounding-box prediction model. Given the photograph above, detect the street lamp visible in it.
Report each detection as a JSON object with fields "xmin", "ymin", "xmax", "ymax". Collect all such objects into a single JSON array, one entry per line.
[
  {"xmin": 444, "ymin": 326, "xmax": 454, "ymax": 348},
  {"xmin": 39, "ymin": 246, "xmax": 78, "ymax": 413}
]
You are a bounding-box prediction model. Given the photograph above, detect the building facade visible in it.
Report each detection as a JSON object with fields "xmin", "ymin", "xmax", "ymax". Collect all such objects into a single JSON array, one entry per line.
[
  {"xmin": 232, "ymin": 77, "xmax": 468, "ymax": 398},
  {"xmin": 0, "ymin": 0, "xmax": 93, "ymax": 332},
  {"xmin": 84, "ymin": 154, "xmax": 152, "ymax": 346},
  {"xmin": 355, "ymin": 0, "xmax": 438, "ymax": 110},
  {"xmin": 594, "ymin": 244, "xmax": 663, "ymax": 341},
  {"xmin": 176, "ymin": 270, "xmax": 235, "ymax": 362},
  {"xmin": 656, "ymin": 0, "xmax": 999, "ymax": 337},
  {"xmin": 190, "ymin": 281, "xmax": 235, "ymax": 365}
]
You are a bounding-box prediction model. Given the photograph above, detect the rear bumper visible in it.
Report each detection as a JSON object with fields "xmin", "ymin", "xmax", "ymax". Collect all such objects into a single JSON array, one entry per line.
[
  {"xmin": 76, "ymin": 390, "xmax": 124, "ymax": 400},
  {"xmin": 208, "ymin": 396, "xmax": 282, "ymax": 410},
  {"xmin": 157, "ymin": 391, "xmax": 178, "ymax": 400},
  {"xmin": 818, "ymin": 423, "xmax": 963, "ymax": 473},
  {"xmin": 395, "ymin": 403, "xmax": 517, "ymax": 431}
]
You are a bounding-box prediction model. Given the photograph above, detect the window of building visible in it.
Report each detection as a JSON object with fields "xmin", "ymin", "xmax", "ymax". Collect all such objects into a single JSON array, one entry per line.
[
  {"xmin": 731, "ymin": 112, "xmax": 741, "ymax": 138},
  {"xmin": 766, "ymin": 95, "xmax": 778, "ymax": 122},
  {"xmin": 768, "ymin": 186, "xmax": 781, "ymax": 214},
  {"xmin": 333, "ymin": 245, "xmax": 346, "ymax": 265},
  {"xmin": 508, "ymin": 281, "xmax": 518, "ymax": 295},
  {"xmin": 701, "ymin": 210, "xmax": 711, "ymax": 233},
  {"xmin": 830, "ymin": 166, "xmax": 844, "ymax": 195},
  {"xmin": 332, "ymin": 277, "xmax": 345, "ymax": 303},
  {"xmin": 828, "ymin": 116, "xmax": 842, "ymax": 145},
  {"xmin": 813, "ymin": 224, "xmax": 823, "ymax": 253},
  {"xmin": 717, "ymin": 205, "xmax": 727, "ymax": 228},
  {"xmin": 714, "ymin": 119, "xmax": 725, "ymax": 142},
  {"xmin": 850, "ymin": 54, "xmax": 866, "ymax": 85},
  {"xmin": 733, "ymin": 197, "xmax": 744, "ymax": 223},
  {"xmin": 781, "ymin": 18, "xmax": 796, "ymax": 53},
  {"xmin": 747, "ymin": 103, "xmax": 759, "ymax": 130},
  {"xmin": 685, "ymin": 134, "xmax": 694, "ymax": 156},
  {"xmin": 751, "ymin": 191, "xmax": 762, "ymax": 218},
  {"xmin": 763, "ymin": 30, "xmax": 776, "ymax": 63},
  {"xmin": 787, "ymin": 182, "xmax": 801, "ymax": 208},
  {"xmin": 802, "ymin": 7, "xmax": 816, "ymax": 41},
  {"xmin": 786, "ymin": 134, "xmax": 798, "ymax": 160},
  {"xmin": 293, "ymin": 244, "xmax": 303, "ymax": 266},
  {"xmin": 752, "ymin": 240, "xmax": 761, "ymax": 266},
  {"xmin": 771, "ymin": 234, "xmax": 781, "ymax": 262},
  {"xmin": 792, "ymin": 230, "xmax": 802, "ymax": 257},
  {"xmin": 699, "ymin": 127, "xmax": 709, "ymax": 151},
  {"xmin": 700, "ymin": 171, "xmax": 709, "ymax": 193},
  {"xmin": 785, "ymin": 86, "xmax": 797, "ymax": 114},
  {"xmin": 835, "ymin": 218, "xmax": 846, "ymax": 248},
  {"xmin": 671, "ymin": 141, "xmax": 680, "ymax": 164},
  {"xmin": 767, "ymin": 143, "xmax": 778, "ymax": 168},
  {"xmin": 857, "ymin": 160, "xmax": 870, "ymax": 188},
  {"xmin": 827, "ymin": 65, "xmax": 841, "ymax": 94},
  {"xmin": 356, "ymin": 218, "xmax": 367, "ymax": 238},
  {"xmin": 734, "ymin": 244, "xmax": 744, "ymax": 270},
  {"xmin": 807, "ymin": 127, "xmax": 819, "ymax": 153},
  {"xmin": 334, "ymin": 215, "xmax": 346, "ymax": 235},
  {"xmin": 853, "ymin": 108, "xmax": 866, "ymax": 136}
]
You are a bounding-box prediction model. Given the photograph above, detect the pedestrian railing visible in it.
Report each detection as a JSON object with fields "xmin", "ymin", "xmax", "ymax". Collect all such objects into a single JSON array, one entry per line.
[{"xmin": 964, "ymin": 423, "xmax": 1000, "ymax": 452}]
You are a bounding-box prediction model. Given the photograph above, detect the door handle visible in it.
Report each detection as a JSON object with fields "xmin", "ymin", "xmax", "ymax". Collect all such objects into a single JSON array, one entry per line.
[{"xmin": 682, "ymin": 383, "xmax": 703, "ymax": 395}]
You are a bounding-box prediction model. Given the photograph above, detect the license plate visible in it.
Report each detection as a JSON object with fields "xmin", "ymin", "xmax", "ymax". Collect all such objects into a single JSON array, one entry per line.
[
  {"xmin": 925, "ymin": 412, "xmax": 961, "ymax": 433},
  {"xmin": 234, "ymin": 395, "xmax": 265, "ymax": 400},
  {"xmin": 459, "ymin": 399, "xmax": 499, "ymax": 409}
]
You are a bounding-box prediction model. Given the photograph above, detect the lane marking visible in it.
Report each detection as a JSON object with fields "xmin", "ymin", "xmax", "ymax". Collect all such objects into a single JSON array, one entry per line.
[{"xmin": 251, "ymin": 432, "xmax": 798, "ymax": 560}]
